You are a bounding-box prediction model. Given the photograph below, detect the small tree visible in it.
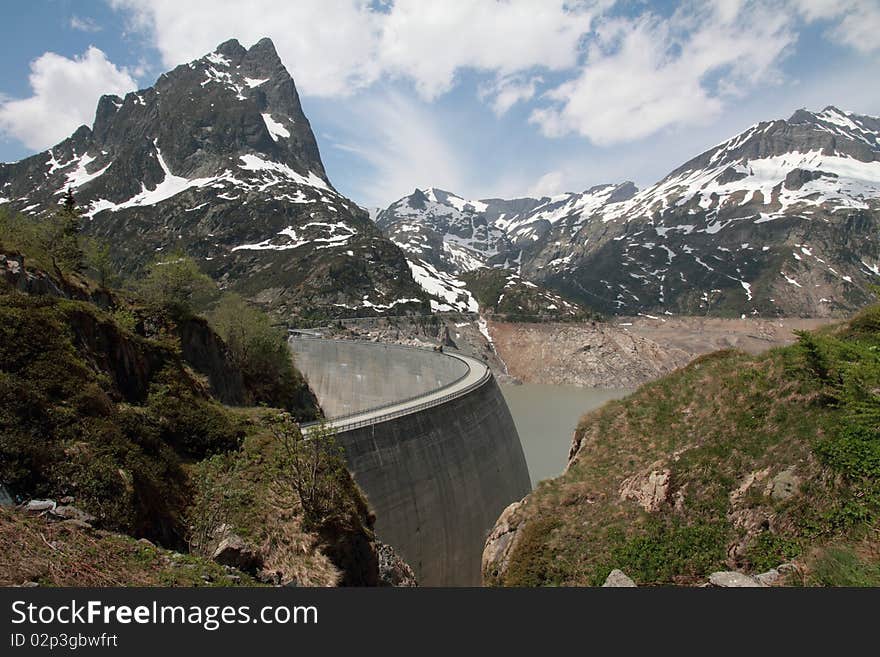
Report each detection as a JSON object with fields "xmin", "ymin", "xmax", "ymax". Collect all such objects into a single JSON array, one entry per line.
[
  {"xmin": 137, "ymin": 251, "xmax": 218, "ymax": 320},
  {"xmin": 83, "ymin": 237, "xmax": 119, "ymax": 287},
  {"xmin": 208, "ymin": 293, "xmax": 303, "ymax": 408},
  {"xmin": 263, "ymin": 413, "xmax": 349, "ymax": 529},
  {"xmin": 51, "ymin": 188, "xmax": 84, "ymax": 274}
]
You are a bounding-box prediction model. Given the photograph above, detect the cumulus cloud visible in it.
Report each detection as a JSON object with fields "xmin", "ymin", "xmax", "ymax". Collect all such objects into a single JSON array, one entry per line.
[
  {"xmin": 526, "ymin": 171, "xmax": 567, "ymax": 197},
  {"xmin": 0, "ymin": 47, "xmax": 137, "ymax": 150},
  {"xmin": 529, "ymin": 3, "xmax": 796, "ymax": 144},
  {"xmin": 109, "ymin": 0, "xmax": 605, "ymax": 99}
]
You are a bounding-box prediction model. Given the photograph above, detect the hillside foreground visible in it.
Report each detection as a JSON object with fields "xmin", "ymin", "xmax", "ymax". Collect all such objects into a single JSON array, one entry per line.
[{"xmin": 484, "ymin": 303, "xmax": 880, "ymax": 586}]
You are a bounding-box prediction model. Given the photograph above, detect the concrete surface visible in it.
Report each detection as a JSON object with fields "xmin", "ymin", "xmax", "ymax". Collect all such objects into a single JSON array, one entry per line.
[
  {"xmin": 289, "ymin": 338, "xmax": 531, "ymax": 586},
  {"xmin": 290, "ymin": 338, "xmax": 468, "ymax": 418}
]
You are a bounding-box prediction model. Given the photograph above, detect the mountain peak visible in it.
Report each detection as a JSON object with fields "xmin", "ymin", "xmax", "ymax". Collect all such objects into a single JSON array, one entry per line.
[
  {"xmin": 248, "ymin": 37, "xmax": 280, "ymax": 59},
  {"xmin": 214, "ymin": 38, "xmax": 247, "ymax": 60}
]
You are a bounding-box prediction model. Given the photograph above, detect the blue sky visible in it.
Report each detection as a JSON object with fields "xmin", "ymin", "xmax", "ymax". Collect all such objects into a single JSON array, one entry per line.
[{"xmin": 1, "ymin": 1, "xmax": 879, "ymax": 207}]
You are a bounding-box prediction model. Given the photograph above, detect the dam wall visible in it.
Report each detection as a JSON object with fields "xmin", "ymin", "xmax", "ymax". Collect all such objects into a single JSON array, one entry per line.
[
  {"xmin": 289, "ymin": 337, "xmax": 531, "ymax": 586},
  {"xmin": 291, "ymin": 339, "xmax": 468, "ymax": 418}
]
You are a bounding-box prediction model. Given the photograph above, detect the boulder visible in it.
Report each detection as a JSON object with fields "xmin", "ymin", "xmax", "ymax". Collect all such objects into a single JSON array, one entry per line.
[
  {"xmin": 51, "ymin": 505, "xmax": 96, "ymax": 524},
  {"xmin": 755, "ymin": 568, "xmax": 782, "ymax": 586},
  {"xmin": 602, "ymin": 569, "xmax": 637, "ymax": 587},
  {"xmin": 708, "ymin": 571, "xmax": 766, "ymax": 587},
  {"xmin": 21, "ymin": 499, "xmax": 56, "ymax": 514},
  {"xmin": 766, "ymin": 467, "xmax": 800, "ymax": 501},
  {"xmin": 211, "ymin": 533, "xmax": 262, "ymax": 573}
]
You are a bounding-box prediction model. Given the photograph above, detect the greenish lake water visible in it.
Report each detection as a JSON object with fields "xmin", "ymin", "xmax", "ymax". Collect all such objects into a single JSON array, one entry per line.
[{"xmin": 500, "ymin": 383, "xmax": 633, "ymax": 488}]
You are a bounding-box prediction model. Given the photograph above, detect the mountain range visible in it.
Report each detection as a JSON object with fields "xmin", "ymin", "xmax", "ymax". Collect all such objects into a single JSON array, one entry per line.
[
  {"xmin": 0, "ymin": 38, "xmax": 427, "ymax": 320},
  {"xmin": 2, "ymin": 37, "xmax": 878, "ymax": 320},
  {"xmin": 378, "ymin": 107, "xmax": 880, "ymax": 317}
]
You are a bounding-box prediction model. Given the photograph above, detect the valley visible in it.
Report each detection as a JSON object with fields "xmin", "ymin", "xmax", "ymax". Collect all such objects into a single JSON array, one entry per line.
[{"xmin": 1, "ymin": 32, "xmax": 879, "ymax": 590}]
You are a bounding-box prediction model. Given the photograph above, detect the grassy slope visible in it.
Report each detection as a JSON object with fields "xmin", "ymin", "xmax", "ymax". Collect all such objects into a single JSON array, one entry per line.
[
  {"xmin": 489, "ymin": 305, "xmax": 880, "ymax": 586},
  {"xmin": 0, "ymin": 252, "xmax": 374, "ymax": 586},
  {"xmin": 0, "ymin": 507, "xmax": 258, "ymax": 587}
]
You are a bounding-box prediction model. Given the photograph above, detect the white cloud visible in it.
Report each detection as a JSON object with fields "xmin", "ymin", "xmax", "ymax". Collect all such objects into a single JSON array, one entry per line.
[
  {"xmin": 329, "ymin": 92, "xmax": 466, "ymax": 207},
  {"xmin": 69, "ymin": 15, "xmax": 102, "ymax": 32},
  {"xmin": 109, "ymin": 0, "xmax": 606, "ymax": 99},
  {"xmin": 110, "ymin": 0, "xmax": 382, "ymax": 97},
  {"xmin": 791, "ymin": 0, "xmax": 880, "ymax": 53},
  {"xmin": 374, "ymin": 1, "xmax": 602, "ymax": 99},
  {"xmin": 530, "ymin": 2, "xmax": 796, "ymax": 144},
  {"xmin": 0, "ymin": 47, "xmax": 137, "ymax": 150},
  {"xmin": 480, "ymin": 75, "xmax": 543, "ymax": 116},
  {"xmin": 526, "ymin": 171, "xmax": 567, "ymax": 197}
]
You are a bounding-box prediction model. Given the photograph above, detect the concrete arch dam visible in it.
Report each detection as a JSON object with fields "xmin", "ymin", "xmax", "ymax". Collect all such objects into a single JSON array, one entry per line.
[{"xmin": 289, "ymin": 337, "xmax": 531, "ymax": 586}]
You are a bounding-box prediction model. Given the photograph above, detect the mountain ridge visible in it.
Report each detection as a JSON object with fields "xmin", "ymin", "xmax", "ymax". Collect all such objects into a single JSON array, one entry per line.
[
  {"xmin": 0, "ymin": 37, "xmax": 429, "ymax": 320},
  {"xmin": 376, "ymin": 105, "xmax": 880, "ymax": 318}
]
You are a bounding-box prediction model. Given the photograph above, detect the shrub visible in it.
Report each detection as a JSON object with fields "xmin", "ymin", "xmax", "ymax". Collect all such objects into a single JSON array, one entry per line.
[
  {"xmin": 262, "ymin": 415, "xmax": 352, "ymax": 530},
  {"xmin": 208, "ymin": 293, "xmax": 315, "ymax": 416},
  {"xmin": 137, "ymin": 251, "xmax": 218, "ymax": 321},
  {"xmin": 145, "ymin": 368, "xmax": 245, "ymax": 460}
]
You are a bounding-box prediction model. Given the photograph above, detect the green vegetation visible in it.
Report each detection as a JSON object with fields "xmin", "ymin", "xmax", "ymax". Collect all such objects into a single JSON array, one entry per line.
[
  {"xmin": 137, "ymin": 250, "xmax": 219, "ymax": 321},
  {"xmin": 207, "ymin": 293, "xmax": 313, "ymax": 412},
  {"xmin": 0, "ymin": 507, "xmax": 257, "ymax": 587},
  {"xmin": 490, "ymin": 304, "xmax": 880, "ymax": 586},
  {"xmin": 186, "ymin": 413, "xmax": 376, "ymax": 586},
  {"xmin": 0, "ymin": 206, "xmax": 350, "ymax": 587},
  {"xmin": 0, "ymin": 292, "xmax": 235, "ymax": 544}
]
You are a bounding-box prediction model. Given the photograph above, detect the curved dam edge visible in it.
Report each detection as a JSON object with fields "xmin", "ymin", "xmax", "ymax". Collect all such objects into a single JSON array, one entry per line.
[{"xmin": 289, "ymin": 338, "xmax": 532, "ymax": 586}]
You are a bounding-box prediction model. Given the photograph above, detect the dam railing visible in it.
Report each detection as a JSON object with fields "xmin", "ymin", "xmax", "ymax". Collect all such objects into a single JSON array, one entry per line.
[{"xmin": 290, "ymin": 336, "xmax": 492, "ymax": 434}]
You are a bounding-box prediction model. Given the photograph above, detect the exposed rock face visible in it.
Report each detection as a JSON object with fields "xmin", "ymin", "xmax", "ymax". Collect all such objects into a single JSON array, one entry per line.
[
  {"xmin": 0, "ymin": 38, "xmax": 427, "ymax": 320},
  {"xmin": 489, "ymin": 315, "xmax": 835, "ymax": 389},
  {"xmin": 376, "ymin": 542, "xmax": 418, "ymax": 587},
  {"xmin": 619, "ymin": 466, "xmax": 672, "ymax": 513},
  {"xmin": 482, "ymin": 500, "xmax": 526, "ymax": 584},
  {"xmin": 377, "ymin": 107, "xmax": 880, "ymax": 318},
  {"xmin": 177, "ymin": 316, "xmax": 246, "ymax": 405},
  {"xmin": 490, "ymin": 320, "xmax": 692, "ymax": 389}
]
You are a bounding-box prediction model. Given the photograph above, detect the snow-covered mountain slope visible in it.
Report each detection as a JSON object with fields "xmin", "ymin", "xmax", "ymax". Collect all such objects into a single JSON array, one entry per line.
[
  {"xmin": 377, "ymin": 106, "xmax": 880, "ymax": 318},
  {"xmin": 376, "ymin": 187, "xmax": 589, "ymax": 315},
  {"xmin": 0, "ymin": 38, "xmax": 427, "ymax": 319}
]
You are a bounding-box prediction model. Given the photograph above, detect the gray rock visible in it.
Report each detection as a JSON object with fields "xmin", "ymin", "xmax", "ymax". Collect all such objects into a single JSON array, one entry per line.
[
  {"xmin": 377, "ymin": 541, "xmax": 418, "ymax": 587},
  {"xmin": 602, "ymin": 569, "xmax": 637, "ymax": 587},
  {"xmin": 57, "ymin": 519, "xmax": 93, "ymax": 531},
  {"xmin": 51, "ymin": 505, "xmax": 96, "ymax": 523},
  {"xmin": 0, "ymin": 485, "xmax": 13, "ymax": 507},
  {"xmin": 709, "ymin": 571, "xmax": 766, "ymax": 587},
  {"xmin": 755, "ymin": 568, "xmax": 782, "ymax": 586},
  {"xmin": 21, "ymin": 499, "xmax": 55, "ymax": 514},
  {"xmin": 211, "ymin": 533, "xmax": 262, "ymax": 573},
  {"xmin": 767, "ymin": 467, "xmax": 801, "ymax": 501}
]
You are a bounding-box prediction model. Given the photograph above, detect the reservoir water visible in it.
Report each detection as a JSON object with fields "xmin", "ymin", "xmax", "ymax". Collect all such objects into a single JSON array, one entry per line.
[{"xmin": 500, "ymin": 384, "xmax": 633, "ymax": 488}]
